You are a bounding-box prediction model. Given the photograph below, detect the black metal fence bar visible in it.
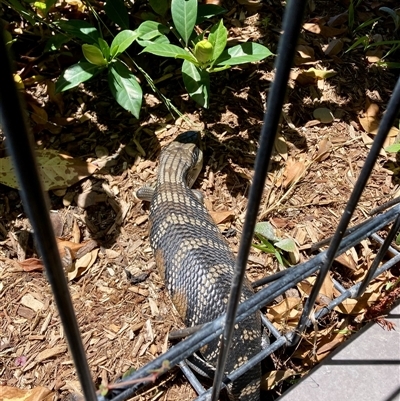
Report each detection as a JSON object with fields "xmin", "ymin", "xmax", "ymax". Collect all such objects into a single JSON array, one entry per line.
[
  {"xmin": 210, "ymin": 1, "xmax": 309, "ymax": 397},
  {"xmin": 194, "ymin": 230, "xmax": 400, "ymax": 400},
  {"xmin": 332, "ymin": 279, "xmax": 347, "ymax": 294},
  {"xmin": 292, "ymin": 75, "xmax": 400, "ymax": 345},
  {"xmin": 357, "ymin": 214, "xmax": 400, "ymax": 297},
  {"xmin": 371, "ymin": 232, "xmax": 400, "ymax": 256},
  {"xmin": 1, "ymin": 6, "xmax": 399, "ymax": 400},
  {"xmin": 0, "ymin": 27, "xmax": 97, "ymax": 401},
  {"xmin": 178, "ymin": 361, "xmax": 206, "ymax": 396},
  {"xmin": 105, "ymin": 203, "xmax": 400, "ymax": 401},
  {"xmin": 315, "ymin": 253, "xmax": 400, "ymax": 321},
  {"xmin": 196, "ymin": 337, "xmax": 288, "ymax": 401},
  {"xmin": 188, "ymin": 315, "xmax": 290, "ymax": 399},
  {"xmin": 261, "ymin": 314, "xmax": 282, "ymax": 340}
]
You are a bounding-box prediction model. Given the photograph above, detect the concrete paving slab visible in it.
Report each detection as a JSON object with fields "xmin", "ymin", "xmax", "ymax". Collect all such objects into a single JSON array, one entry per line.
[{"xmin": 278, "ymin": 301, "xmax": 400, "ymax": 401}]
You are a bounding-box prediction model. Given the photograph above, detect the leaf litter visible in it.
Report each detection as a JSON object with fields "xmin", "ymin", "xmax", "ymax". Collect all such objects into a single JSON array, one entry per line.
[{"xmin": 1, "ymin": 0, "xmax": 400, "ymax": 399}]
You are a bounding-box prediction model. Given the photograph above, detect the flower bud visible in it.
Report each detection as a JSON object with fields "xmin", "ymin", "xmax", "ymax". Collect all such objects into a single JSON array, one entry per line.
[{"xmin": 194, "ymin": 39, "xmax": 213, "ymax": 64}]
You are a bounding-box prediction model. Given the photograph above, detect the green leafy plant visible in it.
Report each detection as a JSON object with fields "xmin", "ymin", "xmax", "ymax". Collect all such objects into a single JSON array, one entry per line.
[
  {"xmin": 379, "ymin": 7, "xmax": 400, "ymax": 32},
  {"xmin": 385, "ymin": 143, "xmax": 400, "ymax": 153},
  {"xmin": 252, "ymin": 222, "xmax": 299, "ymax": 268},
  {"xmin": 55, "ymin": 21, "xmax": 142, "ymax": 118},
  {"xmin": 139, "ymin": 0, "xmax": 273, "ymax": 108},
  {"xmin": 346, "ymin": 4, "xmax": 400, "ymax": 68}
]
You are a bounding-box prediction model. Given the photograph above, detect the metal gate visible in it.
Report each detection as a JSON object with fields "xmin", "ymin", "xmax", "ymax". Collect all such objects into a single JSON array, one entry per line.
[{"xmin": 1, "ymin": 0, "xmax": 400, "ymax": 400}]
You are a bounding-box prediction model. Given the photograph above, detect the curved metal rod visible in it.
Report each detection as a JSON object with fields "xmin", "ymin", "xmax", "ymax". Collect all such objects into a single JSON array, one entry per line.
[
  {"xmin": 291, "ymin": 75, "xmax": 400, "ymax": 345},
  {"xmin": 209, "ymin": 1, "xmax": 309, "ymax": 399},
  {"xmin": 106, "ymin": 191, "xmax": 400, "ymax": 401},
  {"xmin": 356, "ymin": 214, "xmax": 400, "ymax": 297},
  {"xmin": 0, "ymin": 27, "xmax": 97, "ymax": 401}
]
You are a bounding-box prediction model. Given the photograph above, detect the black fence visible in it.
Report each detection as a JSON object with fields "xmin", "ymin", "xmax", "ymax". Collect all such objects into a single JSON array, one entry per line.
[{"xmin": 1, "ymin": 0, "xmax": 400, "ymax": 400}]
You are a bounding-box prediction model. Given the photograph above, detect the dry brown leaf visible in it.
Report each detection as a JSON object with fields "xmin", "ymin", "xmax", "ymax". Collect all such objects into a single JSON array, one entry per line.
[
  {"xmin": 29, "ymin": 102, "xmax": 48, "ymax": 125},
  {"xmin": 366, "ymin": 55, "xmax": 381, "ymax": 63},
  {"xmin": 56, "ymin": 238, "xmax": 85, "ymax": 258},
  {"xmin": 335, "ymin": 251, "xmax": 357, "ymax": 270},
  {"xmin": 303, "ymin": 22, "xmax": 322, "ymax": 34},
  {"xmin": 290, "ymin": 70, "xmax": 316, "ymax": 86},
  {"xmin": 267, "ymin": 297, "xmax": 302, "ymax": 331},
  {"xmin": 0, "ymin": 150, "xmax": 98, "ymax": 191},
  {"xmin": 361, "ymin": 131, "xmax": 374, "ymax": 148},
  {"xmin": 282, "ymin": 157, "xmax": 307, "ymax": 188},
  {"xmin": 313, "ymin": 137, "xmax": 332, "ymax": 162},
  {"xmin": 16, "ymin": 258, "xmax": 44, "ymax": 272},
  {"xmin": 359, "ymin": 104, "xmax": 399, "ymax": 137},
  {"xmin": 23, "ymin": 75, "xmax": 46, "ymax": 86},
  {"xmin": 334, "ymin": 280, "xmax": 385, "ymax": 315},
  {"xmin": 261, "ymin": 369, "xmax": 296, "ymax": 390},
  {"xmin": 303, "ymin": 22, "xmax": 347, "ymax": 37},
  {"xmin": 209, "ymin": 210, "xmax": 234, "ymax": 224},
  {"xmin": 365, "ymin": 102, "xmax": 380, "ymax": 118},
  {"xmin": 297, "ymin": 45, "xmax": 315, "ymax": 59},
  {"xmin": 303, "ymin": 68, "xmax": 337, "ymax": 80},
  {"xmin": 317, "ymin": 333, "xmax": 345, "ymax": 355},
  {"xmin": 67, "ymin": 248, "xmax": 99, "ymax": 281},
  {"xmin": 0, "ymin": 386, "xmax": 52, "ymax": 401},
  {"xmin": 323, "ymin": 39, "xmax": 344, "ymax": 56},
  {"xmin": 328, "ymin": 12, "xmax": 348, "ymax": 27},
  {"xmin": 75, "ymin": 239, "xmax": 98, "ymax": 259},
  {"xmin": 297, "ymin": 274, "xmax": 338, "ymax": 302},
  {"xmin": 46, "ymin": 80, "xmax": 64, "ymax": 114}
]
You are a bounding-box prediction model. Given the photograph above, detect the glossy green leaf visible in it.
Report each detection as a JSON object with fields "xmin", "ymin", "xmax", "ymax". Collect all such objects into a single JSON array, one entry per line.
[
  {"xmin": 98, "ymin": 38, "xmax": 110, "ymax": 61},
  {"xmin": 345, "ymin": 36, "xmax": 369, "ymax": 53},
  {"xmin": 142, "ymin": 44, "xmax": 198, "ymax": 64},
  {"xmin": 274, "ymin": 250, "xmax": 285, "ymax": 267},
  {"xmin": 208, "ymin": 20, "xmax": 227, "ymax": 65},
  {"xmin": 385, "ymin": 143, "xmax": 400, "ymax": 153},
  {"xmin": 197, "ymin": 4, "xmax": 226, "ymax": 23},
  {"xmin": 182, "ymin": 59, "xmax": 210, "ymax": 108},
  {"xmin": 171, "ymin": 0, "xmax": 197, "ymax": 46},
  {"xmin": 137, "ymin": 21, "xmax": 169, "ymax": 39},
  {"xmin": 252, "ymin": 239, "xmax": 276, "ymax": 254},
  {"xmin": 214, "ymin": 42, "xmax": 273, "ymax": 66},
  {"xmin": 110, "ymin": 30, "xmax": 139, "ymax": 58},
  {"xmin": 274, "ymin": 238, "xmax": 297, "ymax": 253},
  {"xmin": 254, "ymin": 222, "xmax": 277, "ymax": 241},
  {"xmin": 137, "ymin": 34, "xmax": 169, "ymax": 47},
  {"xmin": 82, "ymin": 44, "xmax": 107, "ymax": 66},
  {"xmin": 56, "ymin": 20, "xmax": 99, "ymax": 44},
  {"xmin": 105, "ymin": 0, "xmax": 129, "ymax": 29},
  {"xmin": 55, "ymin": 62, "xmax": 102, "ymax": 92},
  {"xmin": 354, "ymin": 17, "xmax": 381, "ymax": 32},
  {"xmin": 136, "ymin": 21, "xmax": 170, "ymax": 46},
  {"xmin": 108, "ymin": 60, "xmax": 142, "ymax": 119}
]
